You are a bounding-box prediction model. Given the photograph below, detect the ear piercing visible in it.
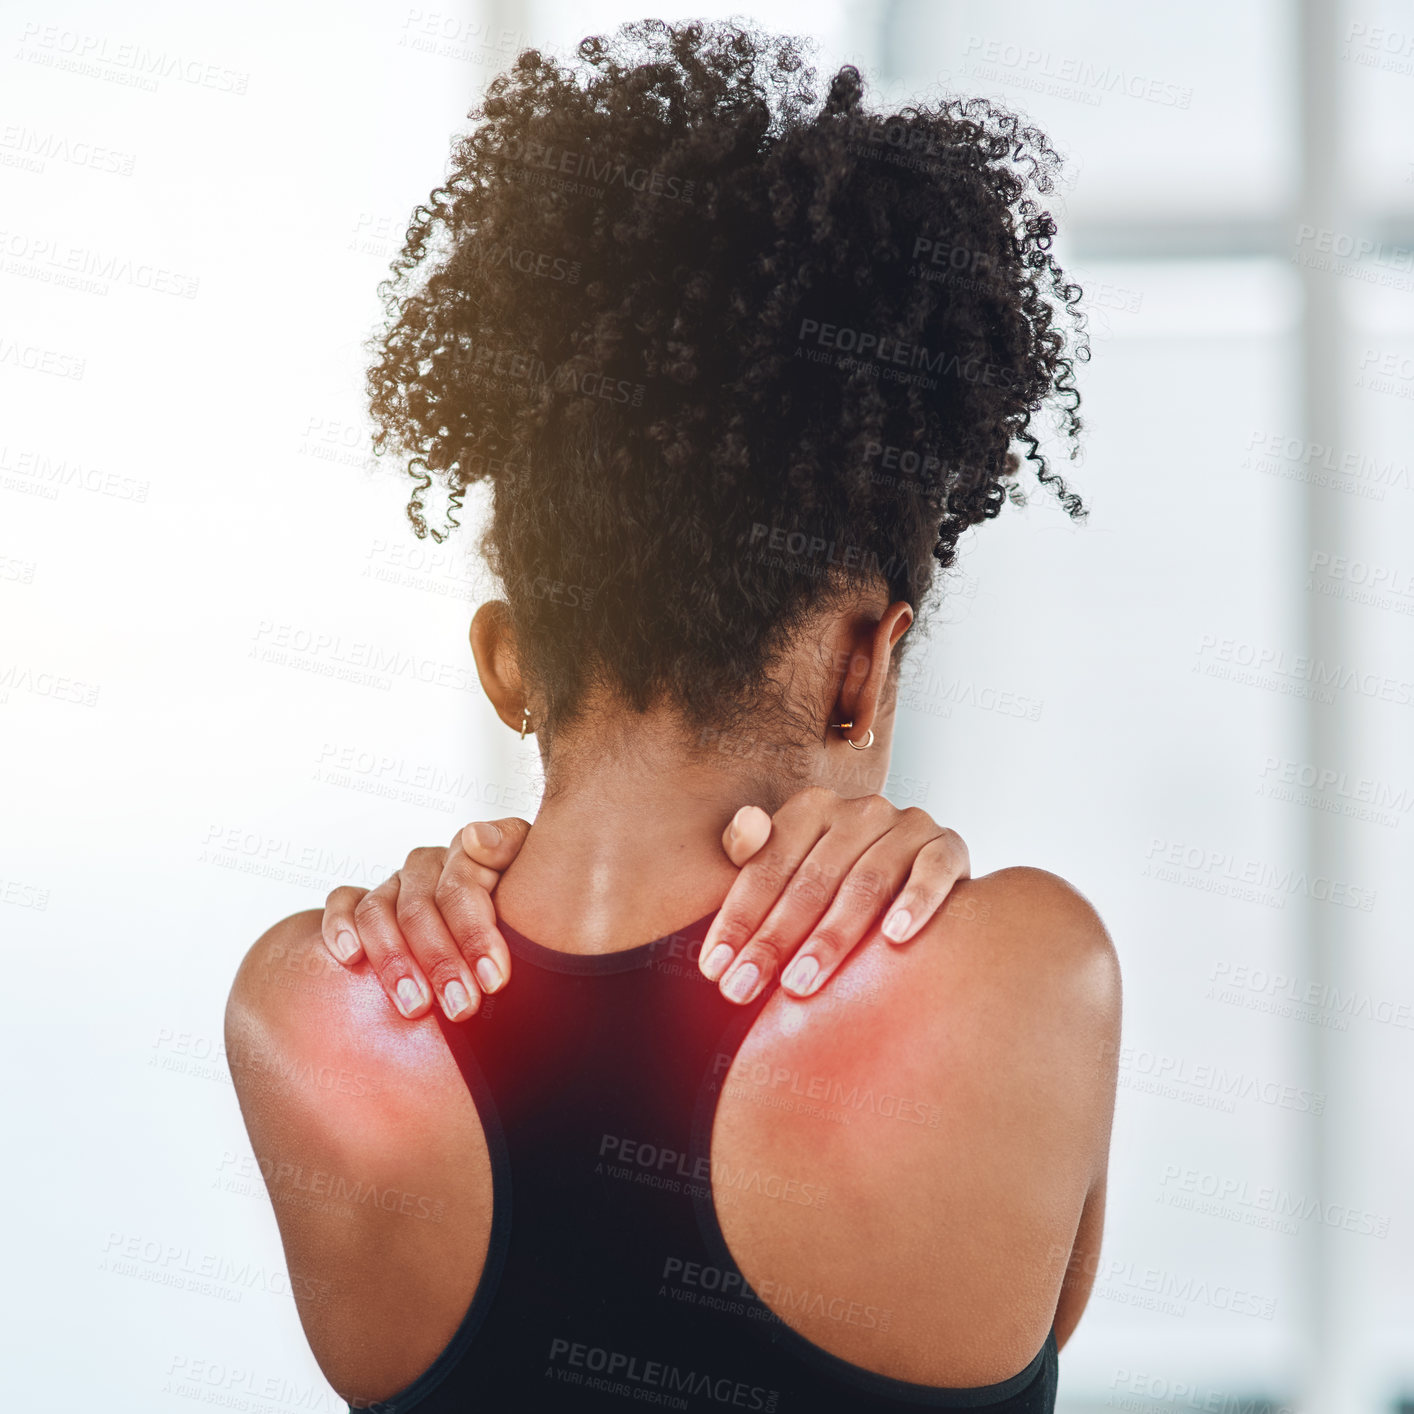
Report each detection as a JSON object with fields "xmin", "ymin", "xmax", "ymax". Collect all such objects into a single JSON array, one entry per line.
[{"xmin": 830, "ymin": 719, "xmax": 874, "ymax": 750}]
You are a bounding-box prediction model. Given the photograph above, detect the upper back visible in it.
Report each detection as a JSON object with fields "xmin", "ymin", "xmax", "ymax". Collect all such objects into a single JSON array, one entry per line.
[{"xmin": 226, "ymin": 865, "xmax": 1118, "ymax": 1406}]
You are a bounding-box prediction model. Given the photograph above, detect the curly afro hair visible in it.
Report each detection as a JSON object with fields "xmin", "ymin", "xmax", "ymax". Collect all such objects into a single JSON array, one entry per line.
[{"xmin": 367, "ymin": 18, "xmax": 1087, "ymax": 748}]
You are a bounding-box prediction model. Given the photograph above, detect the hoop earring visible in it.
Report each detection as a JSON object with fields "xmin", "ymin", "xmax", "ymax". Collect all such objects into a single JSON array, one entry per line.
[
  {"xmin": 520, "ymin": 706, "xmax": 532, "ymax": 740},
  {"xmin": 830, "ymin": 720, "xmax": 874, "ymax": 750}
]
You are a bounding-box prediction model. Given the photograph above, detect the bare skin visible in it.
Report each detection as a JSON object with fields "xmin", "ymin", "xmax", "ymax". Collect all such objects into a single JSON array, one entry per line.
[
  {"xmin": 318, "ymin": 787, "xmax": 975, "ymax": 1021},
  {"xmin": 226, "ymin": 585, "xmax": 1121, "ymax": 1405}
]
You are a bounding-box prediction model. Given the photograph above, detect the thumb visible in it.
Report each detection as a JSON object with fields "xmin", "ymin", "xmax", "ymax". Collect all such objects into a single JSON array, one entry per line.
[
  {"xmin": 458, "ymin": 816, "xmax": 532, "ymax": 868},
  {"xmin": 722, "ymin": 804, "xmax": 771, "ymax": 866}
]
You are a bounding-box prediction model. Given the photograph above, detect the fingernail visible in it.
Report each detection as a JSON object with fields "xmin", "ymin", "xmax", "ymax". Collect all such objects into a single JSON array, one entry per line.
[
  {"xmin": 882, "ymin": 907, "xmax": 913, "ymax": 943},
  {"xmin": 701, "ymin": 942, "xmax": 735, "ymax": 981},
  {"xmin": 723, "ymin": 962, "xmax": 761, "ymax": 1004},
  {"xmin": 475, "ymin": 956, "xmax": 503, "ymax": 992},
  {"xmin": 470, "ymin": 821, "xmax": 502, "ymax": 848},
  {"xmin": 330, "ymin": 930, "xmax": 359, "ymax": 963},
  {"xmin": 780, "ymin": 955, "xmax": 821, "ymax": 996},
  {"xmin": 443, "ymin": 980, "xmax": 473, "ymax": 1018},
  {"xmin": 395, "ymin": 977, "xmax": 424, "ymax": 1015}
]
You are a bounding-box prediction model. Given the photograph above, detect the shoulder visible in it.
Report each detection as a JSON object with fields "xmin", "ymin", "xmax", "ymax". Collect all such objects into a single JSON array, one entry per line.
[
  {"xmin": 227, "ymin": 909, "xmax": 337, "ymax": 1032},
  {"xmin": 745, "ymin": 864, "xmax": 1120, "ymax": 1128},
  {"xmin": 802, "ymin": 864, "xmax": 1117, "ymax": 1029},
  {"xmin": 224, "ymin": 909, "xmax": 463, "ymax": 1120},
  {"xmin": 942, "ymin": 866, "xmax": 1121, "ymax": 1005},
  {"xmin": 930, "ymin": 866, "xmax": 1122, "ymax": 1088},
  {"xmin": 904, "ymin": 865, "xmax": 1120, "ymax": 1083},
  {"xmin": 947, "ymin": 865, "xmax": 1115, "ymax": 957}
]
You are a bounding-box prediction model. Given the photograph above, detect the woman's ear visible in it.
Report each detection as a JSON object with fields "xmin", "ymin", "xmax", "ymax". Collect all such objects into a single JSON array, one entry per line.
[
  {"xmin": 834, "ymin": 600, "xmax": 914, "ymax": 741},
  {"xmin": 469, "ymin": 601, "xmax": 529, "ymax": 733}
]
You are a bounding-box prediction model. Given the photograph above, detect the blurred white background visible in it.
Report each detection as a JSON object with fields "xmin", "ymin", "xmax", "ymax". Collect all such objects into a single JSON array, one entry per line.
[{"xmin": 2, "ymin": 1, "xmax": 1412, "ymax": 1410}]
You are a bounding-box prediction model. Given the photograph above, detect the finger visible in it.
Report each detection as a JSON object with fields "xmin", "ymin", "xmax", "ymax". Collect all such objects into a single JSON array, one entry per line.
[
  {"xmin": 700, "ymin": 789, "xmax": 836, "ymax": 990},
  {"xmin": 458, "ymin": 817, "xmax": 531, "ymax": 872},
  {"xmin": 432, "ymin": 847, "xmax": 514, "ymax": 1000},
  {"xmin": 706, "ymin": 790, "xmax": 896, "ymax": 1003},
  {"xmin": 720, "ymin": 795, "xmax": 907, "ymax": 1003},
  {"xmin": 393, "ymin": 846, "xmax": 485, "ymax": 1021},
  {"xmin": 777, "ymin": 813, "xmax": 953, "ymax": 998},
  {"xmin": 721, "ymin": 804, "xmax": 771, "ymax": 867},
  {"xmin": 880, "ymin": 827, "xmax": 971, "ymax": 943},
  {"xmin": 322, "ymin": 886, "xmax": 369, "ymax": 966},
  {"xmin": 352, "ymin": 874, "xmax": 437, "ymax": 1021}
]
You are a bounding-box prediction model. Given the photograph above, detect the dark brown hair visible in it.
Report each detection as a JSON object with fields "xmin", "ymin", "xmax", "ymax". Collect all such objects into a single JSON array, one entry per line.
[{"xmin": 368, "ymin": 19, "xmax": 1087, "ymax": 745}]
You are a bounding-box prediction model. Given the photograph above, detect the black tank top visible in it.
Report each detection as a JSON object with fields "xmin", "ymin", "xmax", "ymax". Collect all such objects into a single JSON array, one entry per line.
[{"xmin": 364, "ymin": 910, "xmax": 1058, "ymax": 1413}]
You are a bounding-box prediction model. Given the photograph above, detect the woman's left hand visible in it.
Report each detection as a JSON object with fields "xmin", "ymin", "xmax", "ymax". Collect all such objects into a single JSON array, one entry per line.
[{"xmin": 700, "ymin": 788, "xmax": 970, "ymax": 1004}]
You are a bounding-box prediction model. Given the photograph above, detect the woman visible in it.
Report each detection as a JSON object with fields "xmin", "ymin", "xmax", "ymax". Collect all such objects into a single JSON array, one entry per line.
[{"xmin": 226, "ymin": 20, "xmax": 1119, "ymax": 1412}]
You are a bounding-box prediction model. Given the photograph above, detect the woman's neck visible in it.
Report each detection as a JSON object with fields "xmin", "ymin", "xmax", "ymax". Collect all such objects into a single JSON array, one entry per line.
[{"xmin": 491, "ymin": 717, "xmax": 821, "ymax": 955}]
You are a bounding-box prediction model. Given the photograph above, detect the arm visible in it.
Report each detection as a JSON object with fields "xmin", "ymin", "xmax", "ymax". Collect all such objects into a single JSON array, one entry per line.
[
  {"xmin": 1021, "ymin": 870, "xmax": 1120, "ymax": 1349},
  {"xmin": 224, "ymin": 912, "xmax": 492, "ymax": 1404},
  {"xmin": 1054, "ymin": 1173, "xmax": 1109, "ymax": 1348},
  {"xmin": 1053, "ymin": 940, "xmax": 1121, "ymax": 1347}
]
